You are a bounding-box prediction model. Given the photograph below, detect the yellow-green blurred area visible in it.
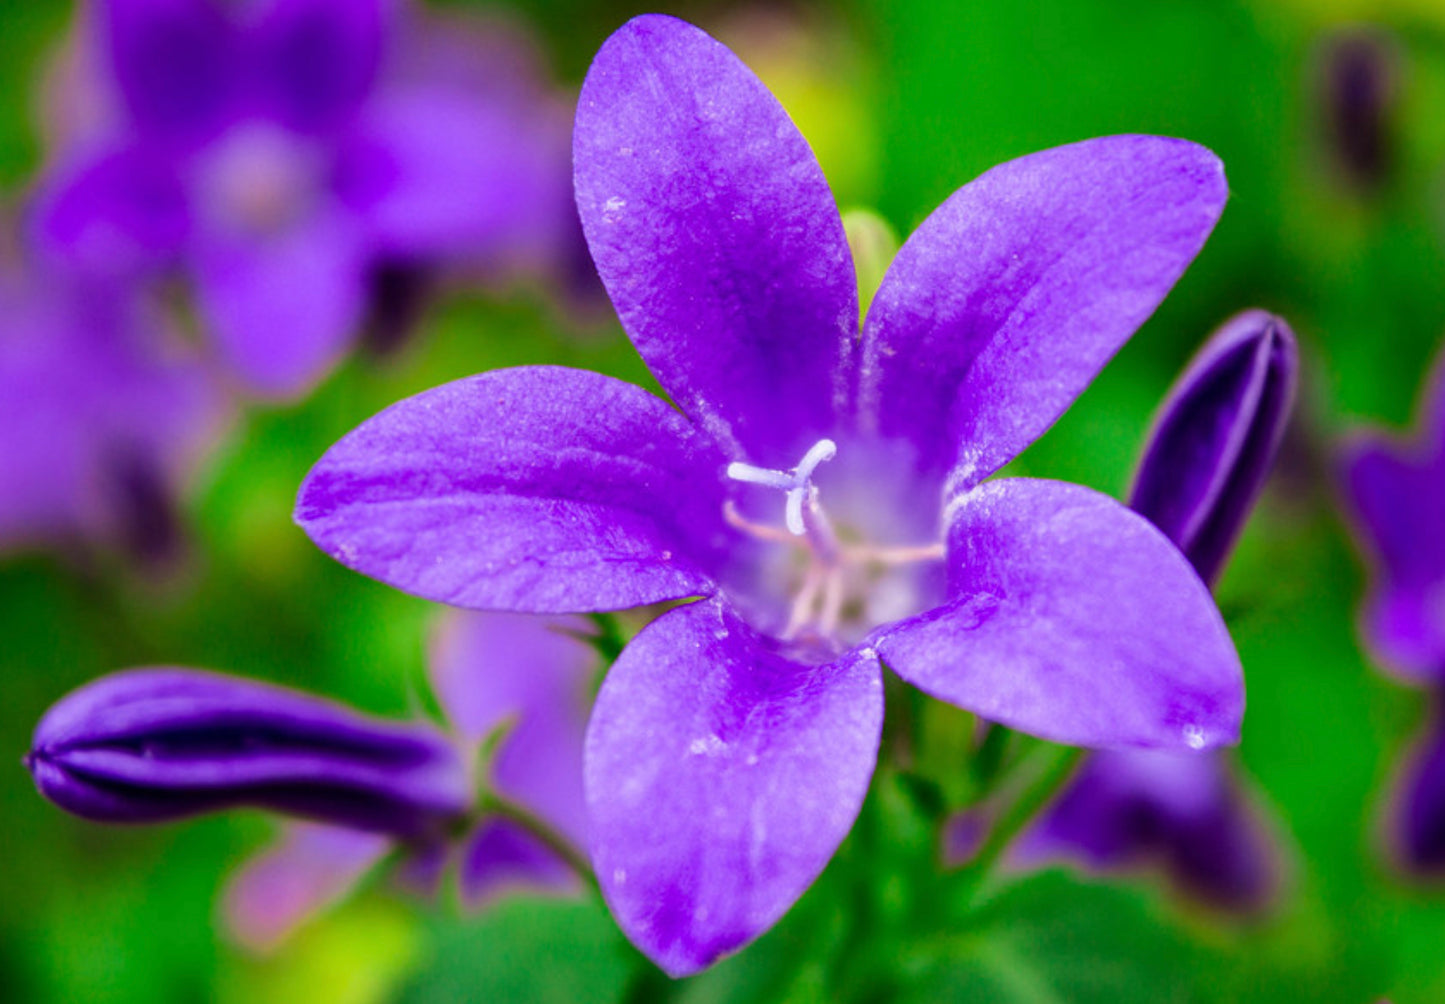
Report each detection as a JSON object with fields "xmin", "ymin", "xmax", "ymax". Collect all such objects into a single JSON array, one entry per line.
[{"xmin": 4, "ymin": 0, "xmax": 1445, "ymax": 1000}]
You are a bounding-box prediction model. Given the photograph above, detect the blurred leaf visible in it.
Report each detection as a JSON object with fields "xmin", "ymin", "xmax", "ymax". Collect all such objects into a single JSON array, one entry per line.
[
  {"xmin": 899, "ymin": 871, "xmax": 1212, "ymax": 1004},
  {"xmin": 220, "ymin": 900, "xmax": 421, "ymax": 1004},
  {"xmin": 397, "ymin": 896, "xmax": 631, "ymax": 1004}
]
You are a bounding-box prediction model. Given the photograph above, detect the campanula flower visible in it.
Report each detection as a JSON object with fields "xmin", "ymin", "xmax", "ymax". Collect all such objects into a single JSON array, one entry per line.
[
  {"xmin": 296, "ymin": 15, "xmax": 1245, "ymax": 974},
  {"xmin": 0, "ymin": 262, "xmax": 222, "ymax": 560},
  {"xmin": 1342, "ymin": 343, "xmax": 1445, "ymax": 872},
  {"xmin": 31, "ymin": 0, "xmax": 574, "ymax": 397},
  {"xmin": 1025, "ymin": 311, "xmax": 1294, "ymax": 911}
]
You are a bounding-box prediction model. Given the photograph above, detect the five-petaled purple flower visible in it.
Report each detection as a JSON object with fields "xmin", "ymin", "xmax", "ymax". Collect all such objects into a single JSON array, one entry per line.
[
  {"xmin": 31, "ymin": 0, "xmax": 574, "ymax": 397},
  {"xmin": 1025, "ymin": 311, "xmax": 1296, "ymax": 911},
  {"xmin": 1341, "ymin": 343, "xmax": 1445, "ymax": 871},
  {"xmin": 27, "ymin": 610, "xmax": 594, "ymax": 948},
  {"xmin": 296, "ymin": 15, "xmax": 1245, "ymax": 975}
]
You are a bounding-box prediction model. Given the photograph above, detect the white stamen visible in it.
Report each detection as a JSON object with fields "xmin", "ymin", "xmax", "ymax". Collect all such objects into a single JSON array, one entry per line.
[
  {"xmin": 784, "ymin": 485, "xmax": 809, "ymax": 536},
  {"xmin": 725, "ymin": 462, "xmax": 795, "ymax": 489},
  {"xmin": 726, "ymin": 439, "xmax": 838, "ymax": 537},
  {"xmin": 794, "ymin": 439, "xmax": 838, "ymax": 480}
]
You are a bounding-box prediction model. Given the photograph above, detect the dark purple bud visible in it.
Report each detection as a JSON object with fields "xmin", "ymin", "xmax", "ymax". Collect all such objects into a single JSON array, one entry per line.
[
  {"xmin": 1318, "ymin": 28, "xmax": 1398, "ymax": 192},
  {"xmin": 459, "ymin": 818, "xmax": 577, "ymax": 908},
  {"xmin": 27, "ymin": 668, "xmax": 471, "ymax": 838},
  {"xmin": 103, "ymin": 443, "xmax": 183, "ymax": 567},
  {"xmin": 359, "ymin": 258, "xmax": 434, "ymax": 358},
  {"xmin": 1394, "ymin": 704, "xmax": 1445, "ymax": 872},
  {"xmin": 1027, "ymin": 749, "xmax": 1279, "ymax": 913},
  {"xmin": 1130, "ymin": 310, "xmax": 1298, "ymax": 586}
]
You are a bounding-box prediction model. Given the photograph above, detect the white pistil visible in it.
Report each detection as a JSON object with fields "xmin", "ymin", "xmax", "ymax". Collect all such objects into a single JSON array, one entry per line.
[{"xmin": 727, "ymin": 438, "xmax": 837, "ymax": 536}]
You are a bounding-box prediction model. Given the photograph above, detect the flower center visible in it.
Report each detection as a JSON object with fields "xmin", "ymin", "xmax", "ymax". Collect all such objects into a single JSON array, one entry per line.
[
  {"xmin": 196, "ymin": 124, "xmax": 320, "ymax": 236},
  {"xmin": 725, "ymin": 439, "xmax": 945, "ymax": 642}
]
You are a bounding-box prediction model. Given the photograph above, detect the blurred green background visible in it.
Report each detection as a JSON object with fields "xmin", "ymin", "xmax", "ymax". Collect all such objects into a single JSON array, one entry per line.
[{"xmin": 4, "ymin": 0, "xmax": 1445, "ymax": 1000}]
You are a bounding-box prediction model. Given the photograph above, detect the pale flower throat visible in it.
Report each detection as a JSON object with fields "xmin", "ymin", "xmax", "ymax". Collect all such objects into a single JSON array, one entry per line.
[{"xmin": 725, "ymin": 438, "xmax": 945, "ymax": 641}]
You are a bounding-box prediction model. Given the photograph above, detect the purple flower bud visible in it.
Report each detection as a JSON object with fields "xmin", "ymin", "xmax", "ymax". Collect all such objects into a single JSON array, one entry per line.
[
  {"xmin": 1025, "ymin": 749, "xmax": 1279, "ymax": 912},
  {"xmin": 1318, "ymin": 28, "xmax": 1399, "ymax": 192},
  {"xmin": 1130, "ymin": 310, "xmax": 1298, "ymax": 587},
  {"xmin": 27, "ymin": 668, "xmax": 471, "ymax": 838},
  {"xmin": 1392, "ymin": 702, "xmax": 1445, "ymax": 872}
]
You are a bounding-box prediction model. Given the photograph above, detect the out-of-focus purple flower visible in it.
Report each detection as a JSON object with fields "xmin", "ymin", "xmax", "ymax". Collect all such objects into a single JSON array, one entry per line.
[
  {"xmin": 1028, "ymin": 749, "xmax": 1277, "ymax": 910},
  {"xmin": 1025, "ymin": 311, "xmax": 1296, "ymax": 911},
  {"xmin": 27, "ymin": 667, "xmax": 471, "ymax": 836},
  {"xmin": 295, "ymin": 15, "xmax": 1246, "ymax": 974},
  {"xmin": 31, "ymin": 0, "xmax": 575, "ymax": 398},
  {"xmin": 1341, "ymin": 352, "xmax": 1445, "ymax": 682},
  {"xmin": 219, "ymin": 609, "xmax": 594, "ymax": 949},
  {"xmin": 1342, "ymin": 344, "xmax": 1445, "ymax": 874},
  {"xmin": 0, "ymin": 263, "xmax": 223, "ymax": 560}
]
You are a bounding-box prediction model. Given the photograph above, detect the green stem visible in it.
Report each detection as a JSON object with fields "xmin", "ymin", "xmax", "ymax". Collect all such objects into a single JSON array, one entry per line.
[
  {"xmin": 957, "ymin": 744, "xmax": 1084, "ymax": 908},
  {"xmin": 970, "ymin": 723, "xmax": 1015, "ymax": 796}
]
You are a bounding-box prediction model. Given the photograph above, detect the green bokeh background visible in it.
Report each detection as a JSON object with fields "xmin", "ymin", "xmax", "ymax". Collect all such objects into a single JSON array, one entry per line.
[{"xmin": 2, "ymin": 0, "xmax": 1443, "ymax": 1000}]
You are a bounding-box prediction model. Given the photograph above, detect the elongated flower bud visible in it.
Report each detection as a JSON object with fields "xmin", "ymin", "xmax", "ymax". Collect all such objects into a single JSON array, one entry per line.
[
  {"xmin": 1130, "ymin": 310, "xmax": 1298, "ymax": 586},
  {"xmin": 27, "ymin": 669, "xmax": 471, "ymax": 838}
]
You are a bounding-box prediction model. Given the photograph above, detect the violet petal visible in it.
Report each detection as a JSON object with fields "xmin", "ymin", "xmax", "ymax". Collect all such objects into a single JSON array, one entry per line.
[
  {"xmin": 857, "ymin": 136, "xmax": 1227, "ymax": 489},
  {"xmin": 29, "ymin": 144, "xmax": 191, "ymax": 277},
  {"xmin": 574, "ymin": 15, "xmax": 856, "ymax": 464},
  {"xmin": 459, "ymin": 818, "xmax": 577, "ymax": 908},
  {"xmin": 585, "ymin": 599, "xmax": 882, "ymax": 976},
  {"xmin": 428, "ymin": 610, "xmax": 591, "ymax": 845},
  {"xmin": 99, "ymin": 0, "xmax": 237, "ymax": 147},
  {"xmin": 191, "ymin": 207, "xmax": 368, "ymax": 397},
  {"xmin": 875, "ymin": 478, "xmax": 1243, "ymax": 749},
  {"xmin": 221, "ymin": 821, "xmax": 391, "ymax": 951},
  {"xmin": 1131, "ymin": 311, "xmax": 1298, "ymax": 585},
  {"xmin": 28, "ymin": 668, "xmax": 470, "ymax": 837},
  {"xmin": 244, "ymin": 0, "xmax": 389, "ymax": 135},
  {"xmin": 296, "ymin": 366, "xmax": 731, "ymax": 614},
  {"xmin": 0, "ymin": 271, "xmax": 222, "ymax": 553},
  {"xmin": 1342, "ymin": 434, "xmax": 1445, "ymax": 681},
  {"xmin": 338, "ymin": 82, "xmax": 568, "ymax": 263}
]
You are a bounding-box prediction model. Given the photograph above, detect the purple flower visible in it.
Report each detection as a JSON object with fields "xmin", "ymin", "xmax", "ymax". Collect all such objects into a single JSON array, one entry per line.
[
  {"xmin": 1341, "ymin": 351, "xmax": 1445, "ymax": 682},
  {"xmin": 0, "ymin": 264, "xmax": 223, "ymax": 559},
  {"xmin": 31, "ymin": 0, "xmax": 574, "ymax": 397},
  {"xmin": 1027, "ymin": 311, "xmax": 1296, "ymax": 911},
  {"xmin": 221, "ymin": 609, "xmax": 594, "ymax": 949},
  {"xmin": 1342, "ymin": 343, "xmax": 1445, "ymax": 873},
  {"xmin": 27, "ymin": 667, "xmax": 471, "ymax": 836},
  {"xmin": 295, "ymin": 15, "xmax": 1245, "ymax": 975}
]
